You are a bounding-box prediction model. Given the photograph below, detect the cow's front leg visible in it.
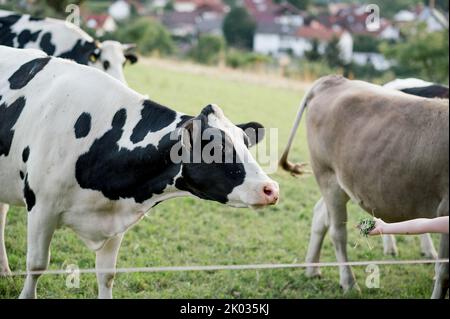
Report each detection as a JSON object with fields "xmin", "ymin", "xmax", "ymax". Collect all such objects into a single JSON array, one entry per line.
[
  {"xmin": 96, "ymin": 233, "xmax": 124, "ymax": 299},
  {"xmin": 305, "ymin": 197, "xmax": 329, "ymax": 278},
  {"xmin": 0, "ymin": 203, "xmax": 11, "ymax": 275},
  {"xmin": 432, "ymin": 234, "xmax": 449, "ymax": 299},
  {"xmin": 321, "ymin": 180, "xmax": 358, "ymax": 293},
  {"xmin": 19, "ymin": 209, "xmax": 57, "ymax": 299}
]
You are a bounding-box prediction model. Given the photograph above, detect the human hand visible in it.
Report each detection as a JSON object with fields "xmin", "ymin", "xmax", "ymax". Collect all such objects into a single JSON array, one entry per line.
[{"xmin": 368, "ymin": 218, "xmax": 388, "ymax": 236}]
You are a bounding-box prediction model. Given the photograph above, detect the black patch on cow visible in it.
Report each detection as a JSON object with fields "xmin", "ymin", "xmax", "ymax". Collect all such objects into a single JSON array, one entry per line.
[
  {"xmin": 0, "ymin": 97, "xmax": 26, "ymax": 157},
  {"xmin": 75, "ymin": 108, "xmax": 182, "ymax": 203},
  {"xmin": 29, "ymin": 16, "xmax": 45, "ymax": 22},
  {"xmin": 39, "ymin": 32, "xmax": 56, "ymax": 55},
  {"xmin": 174, "ymin": 119, "xmax": 246, "ymax": 204},
  {"xmin": 17, "ymin": 29, "xmax": 41, "ymax": 48},
  {"xmin": 8, "ymin": 57, "xmax": 51, "ymax": 90},
  {"xmin": 177, "ymin": 115, "xmax": 193, "ymax": 127},
  {"xmin": 237, "ymin": 122, "xmax": 265, "ymax": 147},
  {"xmin": 201, "ymin": 105, "xmax": 216, "ymax": 117},
  {"xmin": 22, "ymin": 146, "xmax": 30, "ymax": 162},
  {"xmin": 76, "ymin": 103, "xmax": 249, "ymax": 205},
  {"xmin": 59, "ymin": 39, "xmax": 98, "ymax": 65},
  {"xmin": 74, "ymin": 113, "xmax": 92, "ymax": 139},
  {"xmin": 19, "ymin": 171, "xmax": 25, "ymax": 180},
  {"xmin": 23, "ymin": 174, "xmax": 36, "ymax": 212},
  {"xmin": 130, "ymin": 100, "xmax": 177, "ymax": 144},
  {"xmin": 103, "ymin": 60, "xmax": 110, "ymax": 71},
  {"xmin": 401, "ymin": 85, "xmax": 449, "ymax": 99},
  {"xmin": 0, "ymin": 14, "xmax": 21, "ymax": 47}
]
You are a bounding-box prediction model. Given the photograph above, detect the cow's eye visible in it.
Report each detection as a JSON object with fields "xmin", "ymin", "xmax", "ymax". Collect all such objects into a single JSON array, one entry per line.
[{"xmin": 103, "ymin": 60, "xmax": 110, "ymax": 71}]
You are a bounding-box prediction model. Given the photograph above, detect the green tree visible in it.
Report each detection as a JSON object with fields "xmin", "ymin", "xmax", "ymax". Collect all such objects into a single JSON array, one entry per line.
[
  {"xmin": 45, "ymin": 0, "xmax": 85, "ymax": 14},
  {"xmin": 114, "ymin": 18, "xmax": 175, "ymax": 56},
  {"xmin": 436, "ymin": 0, "xmax": 449, "ymax": 11},
  {"xmin": 274, "ymin": 0, "xmax": 310, "ymax": 10},
  {"xmin": 353, "ymin": 34, "xmax": 383, "ymax": 53},
  {"xmin": 190, "ymin": 35, "xmax": 225, "ymax": 65},
  {"xmin": 324, "ymin": 37, "xmax": 344, "ymax": 68},
  {"xmin": 381, "ymin": 24, "xmax": 449, "ymax": 83},
  {"xmin": 305, "ymin": 38, "xmax": 321, "ymax": 61},
  {"xmin": 223, "ymin": 7, "xmax": 256, "ymax": 50},
  {"xmin": 223, "ymin": 0, "xmax": 238, "ymax": 8}
]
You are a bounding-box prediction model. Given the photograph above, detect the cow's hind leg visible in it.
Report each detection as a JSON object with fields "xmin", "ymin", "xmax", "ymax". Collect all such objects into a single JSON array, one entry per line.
[
  {"xmin": 431, "ymin": 234, "xmax": 449, "ymax": 299},
  {"xmin": 420, "ymin": 234, "xmax": 438, "ymax": 259},
  {"xmin": 305, "ymin": 197, "xmax": 329, "ymax": 278},
  {"xmin": 19, "ymin": 208, "xmax": 57, "ymax": 299},
  {"xmin": 96, "ymin": 233, "xmax": 124, "ymax": 299},
  {"xmin": 382, "ymin": 235, "xmax": 399, "ymax": 256},
  {"xmin": 0, "ymin": 203, "xmax": 11, "ymax": 275},
  {"xmin": 320, "ymin": 176, "xmax": 358, "ymax": 292}
]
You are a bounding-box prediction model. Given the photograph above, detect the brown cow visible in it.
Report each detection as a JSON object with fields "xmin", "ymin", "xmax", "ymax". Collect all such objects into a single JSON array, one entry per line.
[{"xmin": 280, "ymin": 75, "xmax": 449, "ymax": 298}]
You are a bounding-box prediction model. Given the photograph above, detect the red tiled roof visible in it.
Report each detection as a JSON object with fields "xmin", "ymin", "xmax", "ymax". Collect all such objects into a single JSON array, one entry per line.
[
  {"xmin": 297, "ymin": 21, "xmax": 342, "ymax": 41},
  {"xmin": 86, "ymin": 14, "xmax": 110, "ymax": 27},
  {"xmin": 243, "ymin": 0, "xmax": 300, "ymax": 23}
]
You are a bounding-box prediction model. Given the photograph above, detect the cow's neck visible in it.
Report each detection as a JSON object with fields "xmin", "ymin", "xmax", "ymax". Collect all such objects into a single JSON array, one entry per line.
[{"xmin": 75, "ymin": 101, "xmax": 194, "ymax": 209}]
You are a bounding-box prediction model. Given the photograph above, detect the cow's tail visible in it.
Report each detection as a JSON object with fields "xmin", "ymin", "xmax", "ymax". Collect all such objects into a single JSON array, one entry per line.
[{"xmin": 279, "ymin": 84, "xmax": 315, "ymax": 176}]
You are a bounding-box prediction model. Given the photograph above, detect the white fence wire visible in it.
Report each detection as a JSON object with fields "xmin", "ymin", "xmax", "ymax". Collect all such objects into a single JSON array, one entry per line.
[{"xmin": 4, "ymin": 259, "xmax": 448, "ymax": 277}]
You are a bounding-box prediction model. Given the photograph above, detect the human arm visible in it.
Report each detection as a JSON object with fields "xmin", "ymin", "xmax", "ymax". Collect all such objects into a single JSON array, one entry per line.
[{"xmin": 369, "ymin": 216, "xmax": 449, "ymax": 236}]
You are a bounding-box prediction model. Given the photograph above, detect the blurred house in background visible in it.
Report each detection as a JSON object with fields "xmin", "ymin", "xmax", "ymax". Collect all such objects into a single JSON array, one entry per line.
[
  {"xmin": 109, "ymin": 0, "xmax": 131, "ymax": 21},
  {"xmin": 161, "ymin": 0, "xmax": 227, "ymax": 37},
  {"xmin": 86, "ymin": 14, "xmax": 117, "ymax": 36},
  {"xmin": 250, "ymin": 0, "xmax": 352, "ymax": 62}
]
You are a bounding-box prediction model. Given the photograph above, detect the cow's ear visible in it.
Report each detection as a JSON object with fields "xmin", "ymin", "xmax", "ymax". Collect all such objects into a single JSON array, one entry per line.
[
  {"xmin": 180, "ymin": 119, "xmax": 194, "ymax": 151},
  {"xmin": 122, "ymin": 43, "xmax": 137, "ymax": 51},
  {"xmin": 237, "ymin": 122, "xmax": 265, "ymax": 147},
  {"xmin": 125, "ymin": 53, "xmax": 138, "ymax": 64}
]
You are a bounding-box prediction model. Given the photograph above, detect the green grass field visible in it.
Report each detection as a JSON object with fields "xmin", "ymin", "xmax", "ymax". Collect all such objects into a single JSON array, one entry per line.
[{"xmin": 0, "ymin": 61, "xmax": 441, "ymax": 299}]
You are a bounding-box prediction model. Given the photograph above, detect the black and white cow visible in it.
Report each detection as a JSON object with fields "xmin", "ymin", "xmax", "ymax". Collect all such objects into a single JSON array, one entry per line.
[
  {"xmin": 384, "ymin": 78, "xmax": 449, "ymax": 99},
  {"xmin": 0, "ymin": 10, "xmax": 138, "ymax": 83},
  {"xmin": 0, "ymin": 46, "xmax": 279, "ymax": 298}
]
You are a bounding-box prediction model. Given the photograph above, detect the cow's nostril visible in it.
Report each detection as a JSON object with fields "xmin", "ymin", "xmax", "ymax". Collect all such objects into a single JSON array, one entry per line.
[{"xmin": 263, "ymin": 186, "xmax": 273, "ymax": 197}]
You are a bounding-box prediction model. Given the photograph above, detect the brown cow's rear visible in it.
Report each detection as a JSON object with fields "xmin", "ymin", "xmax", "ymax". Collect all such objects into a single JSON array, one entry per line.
[{"xmin": 280, "ymin": 75, "xmax": 449, "ymax": 298}]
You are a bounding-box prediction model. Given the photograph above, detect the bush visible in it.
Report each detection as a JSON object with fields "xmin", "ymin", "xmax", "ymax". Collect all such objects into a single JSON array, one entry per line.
[
  {"xmin": 353, "ymin": 35, "xmax": 383, "ymax": 53},
  {"xmin": 190, "ymin": 35, "xmax": 225, "ymax": 65},
  {"xmin": 381, "ymin": 24, "xmax": 449, "ymax": 84},
  {"xmin": 296, "ymin": 59, "xmax": 336, "ymax": 81},
  {"xmin": 114, "ymin": 18, "xmax": 175, "ymax": 56},
  {"xmin": 225, "ymin": 50, "xmax": 271, "ymax": 69}
]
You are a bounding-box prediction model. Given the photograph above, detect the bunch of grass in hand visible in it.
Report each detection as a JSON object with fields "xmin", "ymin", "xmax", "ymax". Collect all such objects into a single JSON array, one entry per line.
[{"xmin": 358, "ymin": 218, "xmax": 376, "ymax": 237}]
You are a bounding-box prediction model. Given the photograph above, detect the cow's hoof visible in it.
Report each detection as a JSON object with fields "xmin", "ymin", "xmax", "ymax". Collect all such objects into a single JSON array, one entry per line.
[
  {"xmin": 421, "ymin": 250, "xmax": 438, "ymax": 260},
  {"xmin": 341, "ymin": 282, "xmax": 361, "ymax": 294},
  {"xmin": 0, "ymin": 264, "xmax": 11, "ymax": 277},
  {"xmin": 305, "ymin": 267, "xmax": 322, "ymax": 278},
  {"xmin": 383, "ymin": 247, "xmax": 399, "ymax": 257}
]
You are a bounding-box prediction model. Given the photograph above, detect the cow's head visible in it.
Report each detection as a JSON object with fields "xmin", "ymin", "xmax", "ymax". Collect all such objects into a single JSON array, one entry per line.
[
  {"xmin": 88, "ymin": 40, "xmax": 138, "ymax": 83},
  {"xmin": 174, "ymin": 105, "xmax": 279, "ymax": 208}
]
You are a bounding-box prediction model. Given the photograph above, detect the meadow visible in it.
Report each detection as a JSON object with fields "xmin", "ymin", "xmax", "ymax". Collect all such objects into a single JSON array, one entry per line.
[{"xmin": 0, "ymin": 60, "xmax": 440, "ymax": 298}]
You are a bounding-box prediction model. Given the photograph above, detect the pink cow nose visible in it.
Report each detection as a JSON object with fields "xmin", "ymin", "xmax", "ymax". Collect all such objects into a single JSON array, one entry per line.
[{"xmin": 262, "ymin": 183, "xmax": 279, "ymax": 205}]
